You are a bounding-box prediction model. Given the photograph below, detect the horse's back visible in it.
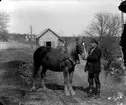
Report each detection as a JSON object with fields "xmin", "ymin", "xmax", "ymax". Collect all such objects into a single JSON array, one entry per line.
[
  {"xmin": 34, "ymin": 46, "xmax": 68, "ymax": 71},
  {"xmin": 33, "ymin": 46, "xmax": 50, "ymax": 62},
  {"xmin": 43, "ymin": 47, "xmax": 67, "ymax": 71}
]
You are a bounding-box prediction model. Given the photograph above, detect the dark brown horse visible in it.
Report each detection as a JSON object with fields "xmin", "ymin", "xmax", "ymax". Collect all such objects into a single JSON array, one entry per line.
[{"xmin": 31, "ymin": 38, "xmax": 86, "ymax": 96}]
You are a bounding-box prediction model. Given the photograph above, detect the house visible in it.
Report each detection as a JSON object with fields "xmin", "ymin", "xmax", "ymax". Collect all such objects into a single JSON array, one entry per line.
[{"xmin": 36, "ymin": 28, "xmax": 65, "ymax": 48}]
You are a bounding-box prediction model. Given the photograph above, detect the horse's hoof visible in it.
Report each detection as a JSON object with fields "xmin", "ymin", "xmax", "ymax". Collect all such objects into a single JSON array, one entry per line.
[
  {"xmin": 65, "ymin": 91, "xmax": 70, "ymax": 96},
  {"xmin": 30, "ymin": 86, "xmax": 36, "ymax": 91},
  {"xmin": 43, "ymin": 86, "xmax": 47, "ymax": 91},
  {"xmin": 39, "ymin": 86, "xmax": 47, "ymax": 91},
  {"xmin": 38, "ymin": 88, "xmax": 46, "ymax": 91},
  {"xmin": 71, "ymin": 90, "xmax": 76, "ymax": 96}
]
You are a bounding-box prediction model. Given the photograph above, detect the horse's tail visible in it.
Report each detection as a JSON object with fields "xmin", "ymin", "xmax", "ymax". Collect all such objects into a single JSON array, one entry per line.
[
  {"xmin": 32, "ymin": 47, "xmax": 41, "ymax": 79},
  {"xmin": 32, "ymin": 61, "xmax": 37, "ymax": 79},
  {"xmin": 32, "ymin": 46, "xmax": 47, "ymax": 79},
  {"xmin": 30, "ymin": 58, "xmax": 41, "ymax": 90}
]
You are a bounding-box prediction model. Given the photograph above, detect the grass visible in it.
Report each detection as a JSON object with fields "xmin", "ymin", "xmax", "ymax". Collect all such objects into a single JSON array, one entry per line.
[
  {"xmin": 0, "ymin": 42, "xmax": 124, "ymax": 89},
  {"xmin": 0, "ymin": 42, "xmax": 34, "ymax": 104},
  {"xmin": 0, "ymin": 47, "xmax": 34, "ymax": 63},
  {"xmin": 0, "ymin": 41, "xmax": 126, "ymax": 105}
]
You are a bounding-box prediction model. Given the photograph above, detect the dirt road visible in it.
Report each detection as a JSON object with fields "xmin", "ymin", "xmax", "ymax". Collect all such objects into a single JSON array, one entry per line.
[{"xmin": 0, "ymin": 42, "xmax": 126, "ymax": 105}]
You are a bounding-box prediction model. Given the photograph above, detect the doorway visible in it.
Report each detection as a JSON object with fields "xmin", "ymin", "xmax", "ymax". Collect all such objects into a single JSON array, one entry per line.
[{"xmin": 46, "ymin": 41, "xmax": 51, "ymax": 47}]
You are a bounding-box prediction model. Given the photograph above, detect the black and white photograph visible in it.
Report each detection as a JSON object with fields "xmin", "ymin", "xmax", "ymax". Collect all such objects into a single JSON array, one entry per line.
[{"xmin": 0, "ymin": 0, "xmax": 126, "ymax": 105}]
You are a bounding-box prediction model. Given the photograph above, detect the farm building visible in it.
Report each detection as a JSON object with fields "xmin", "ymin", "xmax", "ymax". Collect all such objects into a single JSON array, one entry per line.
[{"xmin": 36, "ymin": 28, "xmax": 65, "ymax": 48}]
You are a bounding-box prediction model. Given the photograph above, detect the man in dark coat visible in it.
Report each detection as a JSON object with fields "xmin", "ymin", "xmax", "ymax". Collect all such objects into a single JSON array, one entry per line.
[
  {"xmin": 84, "ymin": 38, "xmax": 102, "ymax": 98},
  {"xmin": 120, "ymin": 24, "xmax": 126, "ymax": 66}
]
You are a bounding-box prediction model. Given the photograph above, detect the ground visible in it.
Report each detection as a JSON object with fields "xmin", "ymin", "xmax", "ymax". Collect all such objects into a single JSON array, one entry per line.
[{"xmin": 0, "ymin": 41, "xmax": 126, "ymax": 105}]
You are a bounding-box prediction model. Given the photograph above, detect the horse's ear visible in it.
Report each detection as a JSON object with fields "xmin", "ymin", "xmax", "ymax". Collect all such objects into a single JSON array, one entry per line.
[
  {"xmin": 75, "ymin": 37, "xmax": 78, "ymax": 43},
  {"xmin": 78, "ymin": 36, "xmax": 83, "ymax": 43},
  {"xmin": 82, "ymin": 36, "xmax": 85, "ymax": 42}
]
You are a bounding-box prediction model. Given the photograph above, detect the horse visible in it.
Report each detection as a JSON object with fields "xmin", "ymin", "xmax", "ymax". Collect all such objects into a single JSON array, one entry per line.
[{"xmin": 31, "ymin": 38, "xmax": 86, "ymax": 96}]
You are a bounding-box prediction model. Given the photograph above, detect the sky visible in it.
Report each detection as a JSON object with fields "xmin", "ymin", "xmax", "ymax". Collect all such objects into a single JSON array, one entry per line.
[{"xmin": 0, "ymin": 0, "xmax": 123, "ymax": 36}]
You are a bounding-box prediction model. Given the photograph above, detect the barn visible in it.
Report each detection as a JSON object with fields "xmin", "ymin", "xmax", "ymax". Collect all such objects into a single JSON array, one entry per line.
[{"xmin": 36, "ymin": 28, "xmax": 65, "ymax": 48}]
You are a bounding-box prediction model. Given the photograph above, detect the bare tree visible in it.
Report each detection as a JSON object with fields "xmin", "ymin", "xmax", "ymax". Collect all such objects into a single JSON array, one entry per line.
[
  {"xmin": 0, "ymin": 11, "xmax": 9, "ymax": 41},
  {"xmin": 85, "ymin": 12, "xmax": 122, "ymax": 68},
  {"xmin": 85, "ymin": 12, "xmax": 121, "ymax": 38}
]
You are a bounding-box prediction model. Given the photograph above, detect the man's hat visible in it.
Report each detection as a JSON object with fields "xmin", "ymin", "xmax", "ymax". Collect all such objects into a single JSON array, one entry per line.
[
  {"xmin": 118, "ymin": 0, "xmax": 126, "ymax": 13},
  {"xmin": 91, "ymin": 38, "xmax": 99, "ymax": 45}
]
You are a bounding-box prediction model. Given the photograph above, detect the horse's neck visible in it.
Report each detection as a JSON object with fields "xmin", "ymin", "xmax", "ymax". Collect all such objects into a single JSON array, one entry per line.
[{"xmin": 66, "ymin": 42, "xmax": 77, "ymax": 60}]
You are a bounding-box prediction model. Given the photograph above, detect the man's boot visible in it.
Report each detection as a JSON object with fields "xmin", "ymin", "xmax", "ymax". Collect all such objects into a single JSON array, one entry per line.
[
  {"xmin": 95, "ymin": 83, "xmax": 100, "ymax": 99},
  {"xmin": 87, "ymin": 84, "xmax": 93, "ymax": 97}
]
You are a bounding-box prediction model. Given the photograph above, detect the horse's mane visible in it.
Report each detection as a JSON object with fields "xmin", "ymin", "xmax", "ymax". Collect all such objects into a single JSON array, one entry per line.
[{"xmin": 65, "ymin": 39, "xmax": 77, "ymax": 54}]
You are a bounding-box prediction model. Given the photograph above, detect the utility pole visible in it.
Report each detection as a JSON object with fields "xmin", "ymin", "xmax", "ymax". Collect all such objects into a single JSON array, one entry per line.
[
  {"xmin": 30, "ymin": 25, "xmax": 32, "ymax": 37},
  {"xmin": 30, "ymin": 25, "xmax": 33, "ymax": 49}
]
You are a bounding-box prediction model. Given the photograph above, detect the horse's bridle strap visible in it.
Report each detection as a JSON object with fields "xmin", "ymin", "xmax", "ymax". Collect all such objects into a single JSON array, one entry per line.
[
  {"xmin": 59, "ymin": 56, "xmax": 70, "ymax": 63},
  {"xmin": 59, "ymin": 56, "xmax": 75, "ymax": 66}
]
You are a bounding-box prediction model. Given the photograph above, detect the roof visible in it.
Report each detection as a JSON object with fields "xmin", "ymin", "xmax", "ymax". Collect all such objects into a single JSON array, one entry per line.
[{"xmin": 36, "ymin": 28, "xmax": 65, "ymax": 43}]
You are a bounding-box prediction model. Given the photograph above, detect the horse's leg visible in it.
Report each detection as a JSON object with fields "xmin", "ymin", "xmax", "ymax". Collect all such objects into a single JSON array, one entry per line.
[
  {"xmin": 40, "ymin": 67, "xmax": 47, "ymax": 91},
  {"xmin": 63, "ymin": 67, "xmax": 70, "ymax": 96},
  {"xmin": 69, "ymin": 67, "xmax": 76, "ymax": 96},
  {"xmin": 31, "ymin": 63, "xmax": 40, "ymax": 91}
]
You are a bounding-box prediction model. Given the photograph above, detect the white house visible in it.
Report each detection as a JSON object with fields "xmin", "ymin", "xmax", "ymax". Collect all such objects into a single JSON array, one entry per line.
[{"xmin": 36, "ymin": 28, "xmax": 65, "ymax": 48}]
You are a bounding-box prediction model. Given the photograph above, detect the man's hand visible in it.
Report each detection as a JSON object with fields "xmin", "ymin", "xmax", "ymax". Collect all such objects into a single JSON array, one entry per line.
[
  {"xmin": 85, "ymin": 53, "xmax": 88, "ymax": 58},
  {"xmin": 83, "ymin": 53, "xmax": 88, "ymax": 60},
  {"xmin": 84, "ymin": 69, "xmax": 87, "ymax": 72}
]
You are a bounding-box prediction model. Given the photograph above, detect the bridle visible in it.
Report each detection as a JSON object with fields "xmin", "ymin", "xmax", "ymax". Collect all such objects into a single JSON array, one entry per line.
[{"xmin": 59, "ymin": 41, "xmax": 80, "ymax": 66}]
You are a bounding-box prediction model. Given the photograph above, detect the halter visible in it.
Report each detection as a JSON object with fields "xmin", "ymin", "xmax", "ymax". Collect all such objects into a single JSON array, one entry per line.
[{"xmin": 59, "ymin": 42, "xmax": 79, "ymax": 68}]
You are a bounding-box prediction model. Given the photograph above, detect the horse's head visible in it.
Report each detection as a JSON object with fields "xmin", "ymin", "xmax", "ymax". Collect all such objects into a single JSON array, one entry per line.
[
  {"xmin": 65, "ymin": 37, "xmax": 86, "ymax": 64},
  {"xmin": 76, "ymin": 37, "xmax": 87, "ymax": 60}
]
